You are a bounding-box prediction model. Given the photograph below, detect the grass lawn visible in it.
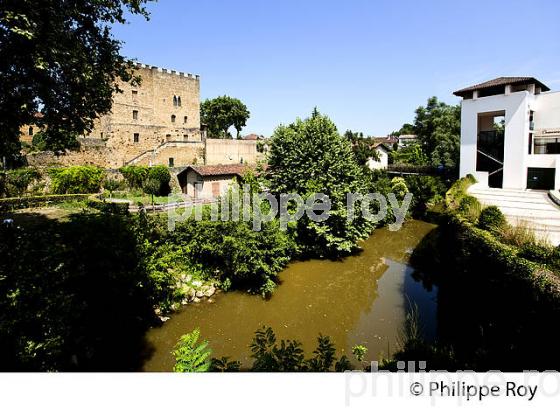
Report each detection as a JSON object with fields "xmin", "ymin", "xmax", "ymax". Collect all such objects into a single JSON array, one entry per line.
[{"xmin": 108, "ymin": 191, "xmax": 185, "ymax": 206}]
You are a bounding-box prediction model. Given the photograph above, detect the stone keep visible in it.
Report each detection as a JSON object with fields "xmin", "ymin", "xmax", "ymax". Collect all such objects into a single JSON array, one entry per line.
[
  {"xmin": 90, "ymin": 64, "xmax": 204, "ymax": 167},
  {"xmin": 25, "ymin": 63, "xmax": 259, "ymax": 168}
]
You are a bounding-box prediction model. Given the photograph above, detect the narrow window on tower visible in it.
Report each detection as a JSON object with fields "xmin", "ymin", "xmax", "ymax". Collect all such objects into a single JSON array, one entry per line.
[
  {"xmin": 133, "ymin": 110, "xmax": 138, "ymax": 120},
  {"xmin": 177, "ymin": 96, "xmax": 182, "ymax": 107},
  {"xmin": 184, "ymin": 116, "xmax": 188, "ymax": 124},
  {"xmin": 133, "ymin": 133, "xmax": 139, "ymax": 143},
  {"xmin": 171, "ymin": 115, "xmax": 176, "ymax": 123},
  {"xmin": 173, "ymin": 96, "xmax": 178, "ymax": 107}
]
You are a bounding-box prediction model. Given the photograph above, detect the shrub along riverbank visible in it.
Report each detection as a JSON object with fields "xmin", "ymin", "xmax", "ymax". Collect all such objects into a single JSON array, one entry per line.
[
  {"xmin": 392, "ymin": 176, "xmax": 560, "ymax": 370},
  {"xmin": 0, "ymin": 111, "xmax": 451, "ymax": 371}
]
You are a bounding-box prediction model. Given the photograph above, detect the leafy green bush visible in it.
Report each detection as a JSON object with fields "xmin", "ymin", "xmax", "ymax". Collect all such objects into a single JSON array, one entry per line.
[
  {"xmin": 119, "ymin": 165, "xmax": 171, "ymax": 195},
  {"xmin": 0, "ymin": 168, "xmax": 41, "ymax": 197},
  {"xmin": 390, "ymin": 177, "xmax": 409, "ymax": 200},
  {"xmin": 168, "ymin": 217, "xmax": 294, "ymax": 295},
  {"xmin": 478, "ymin": 206, "xmax": 507, "ymax": 232},
  {"xmin": 403, "ymin": 175, "xmax": 448, "ymax": 217},
  {"xmin": 458, "ymin": 195, "xmax": 481, "ymax": 222},
  {"xmin": 172, "ymin": 328, "xmax": 212, "ymax": 372},
  {"xmin": 249, "ymin": 326, "xmax": 355, "ymax": 372},
  {"xmin": 0, "ymin": 213, "xmax": 156, "ymax": 371},
  {"xmin": 147, "ymin": 165, "xmax": 171, "ymax": 195},
  {"xmin": 102, "ymin": 178, "xmax": 121, "ymax": 198},
  {"xmin": 48, "ymin": 166, "xmax": 105, "ymax": 194},
  {"xmin": 119, "ymin": 165, "xmax": 148, "ymax": 189},
  {"xmin": 446, "ymin": 174, "xmax": 476, "ymax": 210},
  {"xmin": 86, "ymin": 199, "xmax": 129, "ymax": 215},
  {"xmin": 0, "ymin": 194, "xmax": 92, "ymax": 212},
  {"xmin": 518, "ymin": 242, "xmax": 554, "ymax": 263}
]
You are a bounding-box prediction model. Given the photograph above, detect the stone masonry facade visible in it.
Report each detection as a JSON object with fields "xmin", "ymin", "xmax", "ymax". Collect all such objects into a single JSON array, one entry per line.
[{"xmin": 25, "ymin": 63, "xmax": 259, "ymax": 168}]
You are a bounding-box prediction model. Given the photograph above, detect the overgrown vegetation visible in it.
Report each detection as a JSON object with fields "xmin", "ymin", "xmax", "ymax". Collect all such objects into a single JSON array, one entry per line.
[
  {"xmin": 172, "ymin": 328, "xmax": 212, "ymax": 372},
  {"xmin": 172, "ymin": 326, "xmax": 371, "ymax": 372},
  {"xmin": 0, "ymin": 168, "xmax": 41, "ymax": 197},
  {"xmin": 267, "ymin": 109, "xmax": 376, "ymax": 257},
  {"xmin": 398, "ymin": 176, "xmax": 560, "ymax": 370},
  {"xmin": 119, "ymin": 165, "xmax": 171, "ymax": 196},
  {"xmin": 48, "ymin": 166, "xmax": 105, "ymax": 194},
  {"xmin": 391, "ymin": 97, "xmax": 461, "ymax": 170},
  {"xmin": 0, "ymin": 0, "xmax": 153, "ymax": 164}
]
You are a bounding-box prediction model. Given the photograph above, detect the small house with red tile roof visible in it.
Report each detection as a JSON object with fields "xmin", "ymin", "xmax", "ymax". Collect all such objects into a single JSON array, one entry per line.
[{"xmin": 176, "ymin": 163, "xmax": 254, "ymax": 199}]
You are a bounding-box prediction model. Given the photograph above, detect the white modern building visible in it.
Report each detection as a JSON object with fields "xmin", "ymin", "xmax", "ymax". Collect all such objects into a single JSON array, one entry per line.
[
  {"xmin": 397, "ymin": 134, "xmax": 418, "ymax": 147},
  {"xmin": 455, "ymin": 77, "xmax": 560, "ymax": 190}
]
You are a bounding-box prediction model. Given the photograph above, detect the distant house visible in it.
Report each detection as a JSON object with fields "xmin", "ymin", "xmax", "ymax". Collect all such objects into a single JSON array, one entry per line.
[
  {"xmin": 367, "ymin": 143, "xmax": 390, "ymax": 170},
  {"xmin": 397, "ymin": 134, "xmax": 418, "ymax": 147},
  {"xmin": 177, "ymin": 164, "xmax": 251, "ymax": 199},
  {"xmin": 242, "ymin": 134, "xmax": 262, "ymax": 141},
  {"xmin": 455, "ymin": 76, "xmax": 560, "ymax": 190},
  {"xmin": 372, "ymin": 135, "xmax": 398, "ymax": 147}
]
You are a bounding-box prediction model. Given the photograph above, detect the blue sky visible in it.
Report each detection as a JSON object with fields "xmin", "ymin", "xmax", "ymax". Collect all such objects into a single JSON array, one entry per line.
[{"xmin": 113, "ymin": 0, "xmax": 560, "ymax": 137}]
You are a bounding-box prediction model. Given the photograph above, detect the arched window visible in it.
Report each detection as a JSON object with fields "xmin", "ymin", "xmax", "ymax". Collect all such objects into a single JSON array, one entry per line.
[
  {"xmin": 171, "ymin": 115, "xmax": 176, "ymax": 123},
  {"xmin": 173, "ymin": 96, "xmax": 178, "ymax": 107},
  {"xmin": 177, "ymin": 96, "xmax": 182, "ymax": 107},
  {"xmin": 28, "ymin": 126, "xmax": 33, "ymax": 136}
]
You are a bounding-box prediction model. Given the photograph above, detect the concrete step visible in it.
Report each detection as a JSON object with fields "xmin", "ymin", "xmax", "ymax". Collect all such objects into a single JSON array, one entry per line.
[{"xmin": 467, "ymin": 184, "xmax": 560, "ymax": 245}]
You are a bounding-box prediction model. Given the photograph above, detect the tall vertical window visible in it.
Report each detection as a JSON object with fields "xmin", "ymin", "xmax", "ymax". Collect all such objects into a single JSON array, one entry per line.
[
  {"xmin": 132, "ymin": 110, "xmax": 138, "ymax": 120},
  {"xmin": 171, "ymin": 115, "xmax": 176, "ymax": 123},
  {"xmin": 133, "ymin": 133, "xmax": 139, "ymax": 143},
  {"xmin": 28, "ymin": 126, "xmax": 33, "ymax": 136},
  {"xmin": 168, "ymin": 157, "xmax": 174, "ymax": 167},
  {"xmin": 173, "ymin": 96, "xmax": 178, "ymax": 107},
  {"xmin": 177, "ymin": 96, "xmax": 182, "ymax": 107},
  {"xmin": 184, "ymin": 116, "xmax": 188, "ymax": 124}
]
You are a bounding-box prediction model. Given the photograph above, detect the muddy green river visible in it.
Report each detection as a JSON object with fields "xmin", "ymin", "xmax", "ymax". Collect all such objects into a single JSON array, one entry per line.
[{"xmin": 143, "ymin": 220, "xmax": 438, "ymax": 371}]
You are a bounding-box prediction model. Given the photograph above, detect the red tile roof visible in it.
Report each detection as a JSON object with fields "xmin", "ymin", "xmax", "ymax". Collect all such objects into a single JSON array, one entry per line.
[
  {"xmin": 243, "ymin": 134, "xmax": 260, "ymax": 140},
  {"xmin": 185, "ymin": 164, "xmax": 253, "ymax": 177},
  {"xmin": 454, "ymin": 77, "xmax": 550, "ymax": 97}
]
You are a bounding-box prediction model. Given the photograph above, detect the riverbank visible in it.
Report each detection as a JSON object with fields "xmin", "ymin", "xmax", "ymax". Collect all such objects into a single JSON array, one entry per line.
[
  {"xmin": 389, "ymin": 176, "xmax": 560, "ymax": 371},
  {"xmin": 142, "ymin": 220, "xmax": 438, "ymax": 371}
]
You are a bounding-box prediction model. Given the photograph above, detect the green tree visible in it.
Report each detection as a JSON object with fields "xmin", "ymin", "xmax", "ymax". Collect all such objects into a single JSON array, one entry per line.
[
  {"xmin": 343, "ymin": 130, "xmax": 379, "ymax": 166},
  {"xmin": 143, "ymin": 177, "xmax": 160, "ymax": 210},
  {"xmin": 200, "ymin": 96, "xmax": 250, "ymax": 139},
  {"xmin": 103, "ymin": 178, "xmax": 120, "ymax": 199},
  {"xmin": 267, "ymin": 109, "xmax": 375, "ymax": 257},
  {"xmin": 172, "ymin": 328, "xmax": 212, "ymax": 373},
  {"xmin": 413, "ymin": 97, "xmax": 461, "ymax": 168},
  {"xmin": 390, "ymin": 123, "xmax": 415, "ymax": 136},
  {"xmin": 0, "ymin": 0, "xmax": 153, "ymax": 163},
  {"xmin": 390, "ymin": 143, "xmax": 428, "ymax": 165}
]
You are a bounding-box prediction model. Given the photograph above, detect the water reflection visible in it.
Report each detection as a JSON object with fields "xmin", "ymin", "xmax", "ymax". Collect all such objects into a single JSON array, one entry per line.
[{"xmin": 143, "ymin": 220, "xmax": 438, "ymax": 371}]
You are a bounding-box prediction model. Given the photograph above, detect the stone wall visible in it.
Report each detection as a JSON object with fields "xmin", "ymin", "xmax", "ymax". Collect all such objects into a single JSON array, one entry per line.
[
  {"xmin": 21, "ymin": 64, "xmax": 262, "ymax": 169},
  {"xmin": 205, "ymin": 139, "xmax": 259, "ymax": 165},
  {"xmin": 89, "ymin": 64, "xmax": 203, "ymax": 166},
  {"xmin": 26, "ymin": 146, "xmax": 116, "ymax": 168}
]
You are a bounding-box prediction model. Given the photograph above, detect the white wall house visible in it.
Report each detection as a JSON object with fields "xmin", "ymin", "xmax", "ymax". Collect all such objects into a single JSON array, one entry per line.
[
  {"xmin": 397, "ymin": 134, "xmax": 418, "ymax": 147},
  {"xmin": 456, "ymin": 77, "xmax": 560, "ymax": 190},
  {"xmin": 367, "ymin": 144, "xmax": 390, "ymax": 170}
]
